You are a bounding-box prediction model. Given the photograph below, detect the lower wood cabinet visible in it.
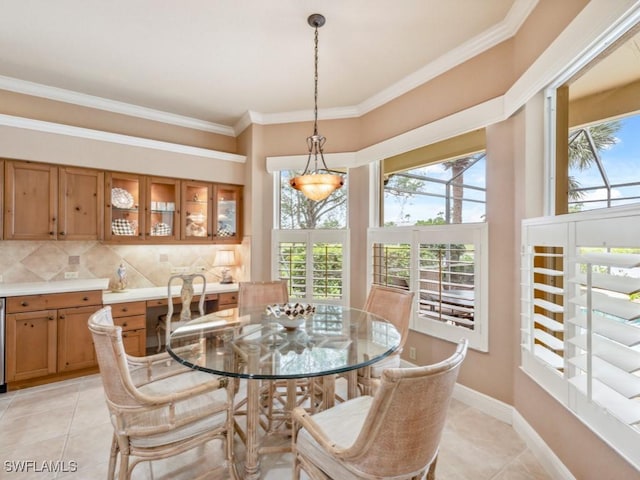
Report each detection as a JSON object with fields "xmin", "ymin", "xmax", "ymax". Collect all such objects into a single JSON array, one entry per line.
[
  {"xmin": 110, "ymin": 301, "xmax": 147, "ymax": 356},
  {"xmin": 5, "ymin": 291, "xmax": 102, "ymax": 383}
]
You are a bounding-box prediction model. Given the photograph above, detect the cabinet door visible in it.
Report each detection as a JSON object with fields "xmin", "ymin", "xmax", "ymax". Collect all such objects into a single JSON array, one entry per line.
[
  {"xmin": 58, "ymin": 167, "xmax": 104, "ymax": 240},
  {"xmin": 4, "ymin": 161, "xmax": 57, "ymax": 240},
  {"xmin": 6, "ymin": 310, "xmax": 57, "ymax": 381},
  {"xmin": 122, "ymin": 328, "xmax": 146, "ymax": 357},
  {"xmin": 181, "ymin": 181, "xmax": 213, "ymax": 241},
  {"xmin": 147, "ymin": 176, "xmax": 180, "ymax": 241},
  {"xmin": 57, "ymin": 305, "xmax": 100, "ymax": 372},
  {"xmin": 105, "ymin": 172, "xmax": 145, "ymax": 242},
  {"xmin": 214, "ymin": 184, "xmax": 242, "ymax": 244}
]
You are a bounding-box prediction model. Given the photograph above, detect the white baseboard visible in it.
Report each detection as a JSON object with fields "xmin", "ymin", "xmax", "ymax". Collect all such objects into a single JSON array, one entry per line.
[{"xmin": 453, "ymin": 383, "xmax": 575, "ymax": 480}]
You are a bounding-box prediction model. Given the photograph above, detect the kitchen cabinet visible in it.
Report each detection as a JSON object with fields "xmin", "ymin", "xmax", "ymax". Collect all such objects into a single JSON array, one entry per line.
[
  {"xmin": 110, "ymin": 301, "xmax": 147, "ymax": 356},
  {"xmin": 146, "ymin": 176, "xmax": 180, "ymax": 242},
  {"xmin": 105, "ymin": 172, "xmax": 144, "ymax": 242},
  {"xmin": 3, "ymin": 161, "xmax": 103, "ymax": 241},
  {"xmin": 215, "ymin": 184, "xmax": 242, "ymax": 244},
  {"xmin": 4, "ymin": 160, "xmax": 57, "ymax": 240},
  {"xmin": 182, "ymin": 180, "xmax": 213, "ymax": 241},
  {"xmin": 5, "ymin": 290, "xmax": 102, "ymax": 383},
  {"xmin": 181, "ymin": 181, "xmax": 242, "ymax": 244},
  {"xmin": 58, "ymin": 166, "xmax": 104, "ymax": 240}
]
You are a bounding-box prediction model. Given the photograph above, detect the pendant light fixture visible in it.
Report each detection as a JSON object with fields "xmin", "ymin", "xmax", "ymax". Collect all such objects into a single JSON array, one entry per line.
[{"xmin": 289, "ymin": 13, "xmax": 344, "ymax": 202}]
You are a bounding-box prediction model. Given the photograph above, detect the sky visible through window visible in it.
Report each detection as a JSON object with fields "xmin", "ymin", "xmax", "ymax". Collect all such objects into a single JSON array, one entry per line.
[
  {"xmin": 384, "ymin": 155, "xmax": 486, "ymax": 226},
  {"xmin": 570, "ymin": 114, "xmax": 640, "ymax": 210}
]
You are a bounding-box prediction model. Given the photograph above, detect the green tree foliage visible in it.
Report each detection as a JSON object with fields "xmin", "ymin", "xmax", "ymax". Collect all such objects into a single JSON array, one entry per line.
[{"xmin": 280, "ymin": 170, "xmax": 347, "ymax": 229}]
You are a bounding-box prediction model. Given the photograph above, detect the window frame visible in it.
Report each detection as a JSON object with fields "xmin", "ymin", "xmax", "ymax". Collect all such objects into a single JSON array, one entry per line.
[{"xmin": 367, "ymin": 223, "xmax": 488, "ymax": 352}]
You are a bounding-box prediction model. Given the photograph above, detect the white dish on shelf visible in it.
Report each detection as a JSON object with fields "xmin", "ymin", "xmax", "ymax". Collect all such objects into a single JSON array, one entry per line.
[{"xmin": 111, "ymin": 188, "xmax": 134, "ymax": 209}]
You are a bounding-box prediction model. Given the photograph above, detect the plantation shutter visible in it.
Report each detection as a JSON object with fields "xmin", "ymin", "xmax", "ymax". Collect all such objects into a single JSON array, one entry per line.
[{"xmin": 568, "ymin": 252, "xmax": 640, "ymax": 425}]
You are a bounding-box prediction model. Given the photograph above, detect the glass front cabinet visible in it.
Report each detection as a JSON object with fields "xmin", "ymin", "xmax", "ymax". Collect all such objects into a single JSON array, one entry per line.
[
  {"xmin": 214, "ymin": 184, "xmax": 241, "ymax": 244},
  {"xmin": 147, "ymin": 177, "xmax": 180, "ymax": 242},
  {"xmin": 105, "ymin": 172, "xmax": 144, "ymax": 242}
]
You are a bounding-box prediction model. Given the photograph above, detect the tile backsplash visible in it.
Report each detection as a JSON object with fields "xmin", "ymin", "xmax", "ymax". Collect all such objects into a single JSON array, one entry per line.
[{"xmin": 0, "ymin": 241, "xmax": 241, "ymax": 290}]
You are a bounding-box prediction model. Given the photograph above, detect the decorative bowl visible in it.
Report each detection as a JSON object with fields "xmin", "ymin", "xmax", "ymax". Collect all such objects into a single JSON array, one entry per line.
[{"xmin": 265, "ymin": 303, "xmax": 315, "ymax": 329}]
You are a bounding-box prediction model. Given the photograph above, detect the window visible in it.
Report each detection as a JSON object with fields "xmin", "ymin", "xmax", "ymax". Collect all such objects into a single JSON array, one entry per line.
[
  {"xmin": 278, "ymin": 171, "xmax": 347, "ymax": 229},
  {"xmin": 383, "ymin": 153, "xmax": 486, "ymax": 226},
  {"xmin": 274, "ymin": 170, "xmax": 349, "ymax": 305},
  {"xmin": 568, "ymin": 114, "xmax": 640, "ymax": 212},
  {"xmin": 368, "ymin": 223, "xmax": 488, "ymax": 351},
  {"xmin": 521, "ymin": 207, "xmax": 640, "ymax": 469}
]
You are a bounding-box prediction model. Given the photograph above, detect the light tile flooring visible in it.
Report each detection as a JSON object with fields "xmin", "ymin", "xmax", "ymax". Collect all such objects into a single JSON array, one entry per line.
[{"xmin": 0, "ymin": 375, "xmax": 552, "ymax": 480}]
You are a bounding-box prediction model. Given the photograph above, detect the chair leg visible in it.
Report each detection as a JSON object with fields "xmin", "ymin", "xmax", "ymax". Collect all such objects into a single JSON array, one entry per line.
[
  {"xmin": 118, "ymin": 452, "xmax": 130, "ymax": 480},
  {"xmin": 426, "ymin": 455, "xmax": 438, "ymax": 480},
  {"xmin": 108, "ymin": 434, "xmax": 118, "ymax": 480}
]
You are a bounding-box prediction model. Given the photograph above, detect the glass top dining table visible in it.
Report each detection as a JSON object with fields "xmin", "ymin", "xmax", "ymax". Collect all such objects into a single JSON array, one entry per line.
[
  {"xmin": 166, "ymin": 303, "xmax": 401, "ymax": 380},
  {"xmin": 166, "ymin": 303, "xmax": 401, "ymax": 480}
]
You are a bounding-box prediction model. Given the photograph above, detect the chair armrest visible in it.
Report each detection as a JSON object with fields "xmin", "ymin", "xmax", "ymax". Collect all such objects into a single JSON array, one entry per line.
[
  {"xmin": 292, "ymin": 406, "xmax": 345, "ymax": 455},
  {"xmin": 127, "ymin": 343, "xmax": 203, "ymax": 386}
]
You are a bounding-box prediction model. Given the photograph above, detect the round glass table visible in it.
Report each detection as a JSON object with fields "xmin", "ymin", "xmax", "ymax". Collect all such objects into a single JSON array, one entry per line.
[{"xmin": 167, "ymin": 303, "xmax": 401, "ymax": 479}]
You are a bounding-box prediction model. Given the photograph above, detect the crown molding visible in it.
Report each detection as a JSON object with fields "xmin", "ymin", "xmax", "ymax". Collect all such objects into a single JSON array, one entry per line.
[
  {"xmin": 0, "ymin": 75, "xmax": 235, "ymax": 137},
  {"xmin": 357, "ymin": 0, "xmax": 538, "ymax": 116},
  {"xmin": 0, "ymin": 113, "xmax": 245, "ymax": 163},
  {"xmin": 0, "ymin": 0, "xmax": 537, "ymax": 136}
]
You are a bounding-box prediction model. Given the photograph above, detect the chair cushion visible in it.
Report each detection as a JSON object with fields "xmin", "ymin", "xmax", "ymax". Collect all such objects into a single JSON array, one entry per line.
[
  {"xmin": 121, "ymin": 370, "xmax": 230, "ymax": 449},
  {"xmin": 367, "ymin": 352, "xmax": 401, "ymax": 378},
  {"xmin": 296, "ymin": 396, "xmax": 373, "ymax": 480}
]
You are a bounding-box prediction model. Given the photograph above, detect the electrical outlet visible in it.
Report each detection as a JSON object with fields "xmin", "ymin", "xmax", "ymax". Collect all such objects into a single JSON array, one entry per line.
[
  {"xmin": 64, "ymin": 271, "xmax": 79, "ymax": 279},
  {"xmin": 409, "ymin": 347, "xmax": 417, "ymax": 360}
]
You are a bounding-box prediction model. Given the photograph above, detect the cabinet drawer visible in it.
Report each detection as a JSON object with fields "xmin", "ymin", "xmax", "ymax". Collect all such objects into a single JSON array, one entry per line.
[
  {"xmin": 7, "ymin": 290, "xmax": 102, "ymax": 313},
  {"xmin": 219, "ymin": 292, "xmax": 238, "ymax": 305},
  {"xmin": 110, "ymin": 301, "xmax": 146, "ymax": 318},
  {"xmin": 146, "ymin": 293, "xmax": 218, "ymax": 308},
  {"xmin": 113, "ymin": 314, "xmax": 146, "ymax": 331}
]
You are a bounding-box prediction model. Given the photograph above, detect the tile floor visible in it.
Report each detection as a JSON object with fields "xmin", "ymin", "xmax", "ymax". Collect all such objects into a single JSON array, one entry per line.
[{"xmin": 0, "ymin": 375, "xmax": 552, "ymax": 479}]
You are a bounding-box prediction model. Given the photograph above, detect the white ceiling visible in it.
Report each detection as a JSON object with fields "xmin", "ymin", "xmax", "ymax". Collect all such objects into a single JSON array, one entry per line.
[{"xmin": 0, "ymin": 0, "xmax": 534, "ymax": 132}]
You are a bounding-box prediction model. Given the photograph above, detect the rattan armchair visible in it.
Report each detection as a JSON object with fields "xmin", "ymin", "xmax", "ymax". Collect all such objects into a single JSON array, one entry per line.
[
  {"xmin": 356, "ymin": 284, "xmax": 415, "ymax": 395},
  {"xmin": 88, "ymin": 306, "xmax": 237, "ymax": 480},
  {"xmin": 292, "ymin": 339, "xmax": 468, "ymax": 480}
]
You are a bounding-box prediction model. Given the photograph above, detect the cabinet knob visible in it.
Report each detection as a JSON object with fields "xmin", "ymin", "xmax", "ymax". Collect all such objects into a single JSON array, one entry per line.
[
  {"xmin": 122, "ymin": 307, "xmax": 128, "ymax": 312},
  {"xmin": 21, "ymin": 301, "xmax": 28, "ymax": 306},
  {"xmin": 59, "ymin": 231, "xmax": 66, "ymax": 236},
  {"xmin": 49, "ymin": 231, "xmax": 54, "ymax": 236},
  {"xmin": 59, "ymin": 314, "xmax": 65, "ymax": 319},
  {"xmin": 122, "ymin": 322, "xmax": 128, "ymax": 327},
  {"xmin": 48, "ymin": 316, "xmax": 54, "ymax": 321},
  {"xmin": 83, "ymin": 296, "xmax": 89, "ymax": 301}
]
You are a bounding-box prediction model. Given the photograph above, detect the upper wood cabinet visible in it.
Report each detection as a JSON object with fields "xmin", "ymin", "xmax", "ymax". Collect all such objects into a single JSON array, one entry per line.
[
  {"xmin": 4, "ymin": 160, "xmax": 58, "ymax": 240},
  {"xmin": 215, "ymin": 184, "xmax": 242, "ymax": 244},
  {"xmin": 146, "ymin": 176, "xmax": 180, "ymax": 242},
  {"xmin": 3, "ymin": 161, "xmax": 103, "ymax": 241},
  {"xmin": 2, "ymin": 159, "xmax": 242, "ymax": 244},
  {"xmin": 181, "ymin": 180, "xmax": 214, "ymax": 241},
  {"xmin": 58, "ymin": 167, "xmax": 104, "ymax": 240},
  {"xmin": 105, "ymin": 172, "xmax": 145, "ymax": 242}
]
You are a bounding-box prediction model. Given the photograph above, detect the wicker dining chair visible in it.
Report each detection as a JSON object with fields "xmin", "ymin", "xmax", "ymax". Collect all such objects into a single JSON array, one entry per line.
[
  {"xmin": 292, "ymin": 339, "xmax": 468, "ymax": 480},
  {"xmin": 236, "ymin": 280, "xmax": 302, "ymax": 430},
  {"xmin": 356, "ymin": 284, "xmax": 415, "ymax": 395},
  {"xmin": 88, "ymin": 306, "xmax": 237, "ymax": 480}
]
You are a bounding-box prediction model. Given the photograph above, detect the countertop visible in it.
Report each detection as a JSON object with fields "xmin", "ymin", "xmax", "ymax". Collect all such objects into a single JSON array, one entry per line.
[
  {"xmin": 0, "ymin": 279, "xmax": 238, "ymax": 304},
  {"xmin": 102, "ymin": 282, "xmax": 238, "ymax": 304}
]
